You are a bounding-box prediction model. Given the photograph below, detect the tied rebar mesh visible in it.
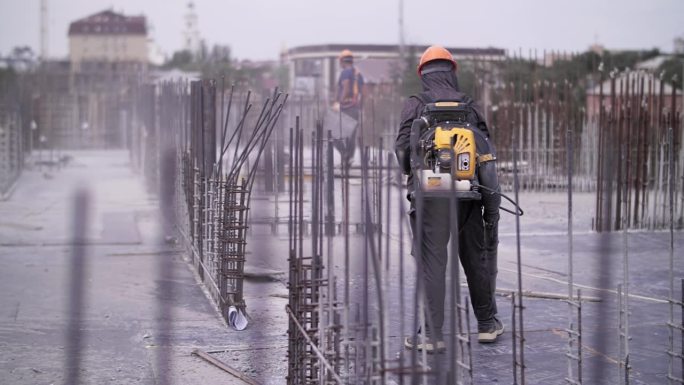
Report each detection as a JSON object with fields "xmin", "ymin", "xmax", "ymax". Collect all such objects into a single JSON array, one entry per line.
[
  {"xmin": 217, "ymin": 179, "xmax": 249, "ymax": 312},
  {"xmin": 565, "ymin": 289, "xmax": 583, "ymax": 385},
  {"xmin": 163, "ymin": 79, "xmax": 287, "ymax": 325},
  {"xmin": 287, "ymin": 124, "xmax": 330, "ymax": 384},
  {"xmin": 0, "ymin": 76, "xmax": 25, "ymax": 196},
  {"xmin": 594, "ymin": 71, "xmax": 683, "ymax": 231}
]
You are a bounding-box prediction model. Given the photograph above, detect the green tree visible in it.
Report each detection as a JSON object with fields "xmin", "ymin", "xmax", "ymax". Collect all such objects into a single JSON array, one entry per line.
[
  {"xmin": 601, "ymin": 48, "xmax": 660, "ymax": 72},
  {"xmin": 400, "ymin": 45, "xmax": 421, "ymax": 97},
  {"xmin": 658, "ymin": 56, "xmax": 684, "ymax": 91},
  {"xmin": 163, "ymin": 50, "xmax": 194, "ymax": 70}
]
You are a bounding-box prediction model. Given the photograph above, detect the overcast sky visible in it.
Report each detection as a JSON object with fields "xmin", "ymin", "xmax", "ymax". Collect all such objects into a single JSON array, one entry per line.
[{"xmin": 1, "ymin": 0, "xmax": 683, "ymax": 60}]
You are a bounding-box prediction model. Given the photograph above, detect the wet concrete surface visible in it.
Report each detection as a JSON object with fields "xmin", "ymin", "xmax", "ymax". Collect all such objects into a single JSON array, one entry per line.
[
  {"xmin": 0, "ymin": 151, "xmax": 281, "ymax": 384},
  {"xmin": 1, "ymin": 150, "xmax": 682, "ymax": 384}
]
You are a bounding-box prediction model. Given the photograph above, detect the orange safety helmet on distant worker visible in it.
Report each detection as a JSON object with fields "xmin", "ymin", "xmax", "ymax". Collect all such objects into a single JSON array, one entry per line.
[
  {"xmin": 417, "ymin": 45, "xmax": 457, "ymax": 75},
  {"xmin": 339, "ymin": 49, "xmax": 354, "ymax": 61}
]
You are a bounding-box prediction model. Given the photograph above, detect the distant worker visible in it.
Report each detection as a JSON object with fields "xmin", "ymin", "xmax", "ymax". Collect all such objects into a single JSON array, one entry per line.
[
  {"xmin": 395, "ymin": 46, "xmax": 503, "ymax": 352},
  {"xmin": 332, "ymin": 49, "xmax": 364, "ymax": 165}
]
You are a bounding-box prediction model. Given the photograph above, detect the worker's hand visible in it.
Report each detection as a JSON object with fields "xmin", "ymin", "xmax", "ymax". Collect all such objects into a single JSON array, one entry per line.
[
  {"xmin": 483, "ymin": 210, "xmax": 499, "ymax": 228},
  {"xmin": 331, "ymin": 102, "xmax": 340, "ymax": 112}
]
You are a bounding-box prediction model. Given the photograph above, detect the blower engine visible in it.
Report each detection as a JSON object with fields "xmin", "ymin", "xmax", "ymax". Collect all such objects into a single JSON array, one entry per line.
[{"xmin": 410, "ymin": 101, "xmax": 482, "ymax": 200}]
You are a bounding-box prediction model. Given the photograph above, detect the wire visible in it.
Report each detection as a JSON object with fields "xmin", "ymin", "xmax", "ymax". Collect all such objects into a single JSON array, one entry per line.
[{"xmin": 478, "ymin": 184, "xmax": 524, "ymax": 217}]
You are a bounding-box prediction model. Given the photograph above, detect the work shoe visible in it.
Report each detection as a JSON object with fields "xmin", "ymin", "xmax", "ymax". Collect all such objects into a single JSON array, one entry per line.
[
  {"xmin": 404, "ymin": 335, "xmax": 445, "ymax": 353},
  {"xmin": 478, "ymin": 317, "xmax": 504, "ymax": 343}
]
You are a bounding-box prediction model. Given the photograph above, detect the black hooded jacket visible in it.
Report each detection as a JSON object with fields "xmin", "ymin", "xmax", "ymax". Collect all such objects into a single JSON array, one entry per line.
[{"xmin": 394, "ymin": 70, "xmax": 501, "ymax": 223}]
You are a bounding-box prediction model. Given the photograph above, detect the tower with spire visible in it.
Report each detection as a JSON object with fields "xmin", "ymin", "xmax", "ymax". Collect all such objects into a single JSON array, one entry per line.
[{"xmin": 183, "ymin": 2, "xmax": 201, "ymax": 59}]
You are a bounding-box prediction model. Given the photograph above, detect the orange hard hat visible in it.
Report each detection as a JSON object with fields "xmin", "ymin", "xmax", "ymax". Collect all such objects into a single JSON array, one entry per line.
[
  {"xmin": 417, "ymin": 45, "xmax": 457, "ymax": 75},
  {"xmin": 339, "ymin": 49, "xmax": 354, "ymax": 60}
]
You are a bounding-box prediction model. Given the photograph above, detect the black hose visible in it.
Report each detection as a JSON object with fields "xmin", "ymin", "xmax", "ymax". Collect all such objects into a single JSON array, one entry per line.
[{"xmin": 478, "ymin": 184, "xmax": 524, "ymax": 217}]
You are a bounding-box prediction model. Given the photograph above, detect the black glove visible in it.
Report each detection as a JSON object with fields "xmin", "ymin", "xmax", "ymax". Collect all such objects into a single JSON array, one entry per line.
[
  {"xmin": 483, "ymin": 219, "xmax": 499, "ymax": 312},
  {"xmin": 484, "ymin": 220, "xmax": 498, "ymax": 260}
]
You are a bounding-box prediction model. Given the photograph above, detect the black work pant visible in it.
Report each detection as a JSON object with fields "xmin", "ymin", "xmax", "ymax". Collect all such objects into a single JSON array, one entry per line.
[{"xmin": 409, "ymin": 198, "xmax": 498, "ymax": 337}]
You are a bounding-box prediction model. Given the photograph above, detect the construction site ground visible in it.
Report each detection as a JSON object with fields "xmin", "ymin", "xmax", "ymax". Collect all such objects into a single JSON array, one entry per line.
[{"xmin": 1, "ymin": 150, "xmax": 681, "ymax": 384}]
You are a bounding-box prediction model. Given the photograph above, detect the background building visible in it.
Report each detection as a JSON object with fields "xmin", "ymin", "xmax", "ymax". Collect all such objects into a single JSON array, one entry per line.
[
  {"xmin": 25, "ymin": 9, "xmax": 152, "ymax": 149},
  {"xmin": 68, "ymin": 9, "xmax": 148, "ymax": 72},
  {"xmin": 282, "ymin": 43, "xmax": 506, "ymax": 99}
]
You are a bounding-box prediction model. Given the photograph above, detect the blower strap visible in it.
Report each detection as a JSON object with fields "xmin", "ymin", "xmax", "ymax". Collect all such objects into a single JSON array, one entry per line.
[
  {"xmin": 411, "ymin": 92, "xmax": 474, "ymax": 106},
  {"xmin": 477, "ymin": 153, "xmax": 496, "ymax": 163}
]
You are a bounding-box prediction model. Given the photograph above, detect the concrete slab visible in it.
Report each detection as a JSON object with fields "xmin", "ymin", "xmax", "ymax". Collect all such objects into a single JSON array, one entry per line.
[
  {"xmin": 1, "ymin": 149, "xmax": 681, "ymax": 384},
  {"xmin": 0, "ymin": 151, "xmax": 251, "ymax": 384}
]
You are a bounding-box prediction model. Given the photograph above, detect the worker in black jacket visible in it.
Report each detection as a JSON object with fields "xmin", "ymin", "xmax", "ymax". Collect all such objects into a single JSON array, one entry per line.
[{"xmin": 395, "ymin": 46, "xmax": 503, "ymax": 351}]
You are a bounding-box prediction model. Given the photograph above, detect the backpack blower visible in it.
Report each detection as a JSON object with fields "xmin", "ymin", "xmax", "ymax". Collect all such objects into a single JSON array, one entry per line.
[{"xmin": 410, "ymin": 101, "xmax": 483, "ymax": 200}]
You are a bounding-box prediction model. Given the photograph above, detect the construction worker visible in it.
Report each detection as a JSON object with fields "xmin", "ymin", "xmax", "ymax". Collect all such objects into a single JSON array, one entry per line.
[
  {"xmin": 395, "ymin": 46, "xmax": 502, "ymax": 351},
  {"xmin": 332, "ymin": 49, "xmax": 364, "ymax": 165}
]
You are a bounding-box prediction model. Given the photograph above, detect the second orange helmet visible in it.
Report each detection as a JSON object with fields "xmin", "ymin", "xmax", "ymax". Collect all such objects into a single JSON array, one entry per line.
[{"xmin": 339, "ymin": 49, "xmax": 354, "ymax": 60}]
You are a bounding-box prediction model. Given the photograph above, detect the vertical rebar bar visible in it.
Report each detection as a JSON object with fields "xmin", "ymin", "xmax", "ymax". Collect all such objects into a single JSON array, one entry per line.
[
  {"xmin": 449, "ymin": 157, "xmax": 460, "ymax": 384},
  {"xmin": 512, "ymin": 291, "xmax": 518, "ymax": 385},
  {"xmin": 669, "ymin": 125, "xmax": 676, "ymax": 384},
  {"xmin": 578, "ymin": 289, "xmax": 583, "ymax": 384},
  {"xmin": 343, "ymin": 128, "xmax": 351, "ymax": 385},
  {"xmin": 397, "ymin": 162, "xmax": 406, "ymax": 385},
  {"xmin": 618, "ymin": 283, "xmax": 624, "ymax": 384},
  {"xmin": 514, "ymin": 130, "xmax": 526, "ymax": 384},
  {"xmin": 64, "ymin": 188, "xmax": 90, "ymax": 385},
  {"xmin": 384, "ymin": 152, "xmax": 392, "ymax": 385},
  {"xmin": 567, "ymin": 126, "xmax": 575, "ymax": 382}
]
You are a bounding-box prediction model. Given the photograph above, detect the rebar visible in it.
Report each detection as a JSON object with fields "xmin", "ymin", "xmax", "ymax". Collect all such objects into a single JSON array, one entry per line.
[
  {"xmin": 567, "ymin": 129, "xmax": 575, "ymax": 305},
  {"xmin": 64, "ymin": 188, "xmax": 90, "ymax": 385},
  {"xmin": 594, "ymin": 71, "xmax": 682, "ymax": 231},
  {"xmin": 513, "ymin": 130, "xmax": 526, "ymax": 384}
]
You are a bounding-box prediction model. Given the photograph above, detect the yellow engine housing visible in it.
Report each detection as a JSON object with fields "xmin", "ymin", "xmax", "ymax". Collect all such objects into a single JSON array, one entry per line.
[{"xmin": 433, "ymin": 126, "xmax": 476, "ymax": 180}]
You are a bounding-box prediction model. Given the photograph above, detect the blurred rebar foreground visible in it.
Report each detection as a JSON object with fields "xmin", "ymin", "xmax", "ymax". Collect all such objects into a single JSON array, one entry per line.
[{"xmin": 138, "ymin": 79, "xmax": 287, "ymax": 325}]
